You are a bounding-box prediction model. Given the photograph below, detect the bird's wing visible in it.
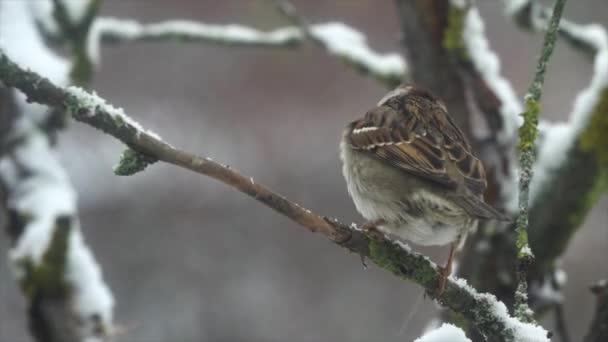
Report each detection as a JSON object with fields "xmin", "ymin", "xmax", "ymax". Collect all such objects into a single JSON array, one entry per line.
[{"xmin": 347, "ymin": 105, "xmax": 488, "ymax": 196}]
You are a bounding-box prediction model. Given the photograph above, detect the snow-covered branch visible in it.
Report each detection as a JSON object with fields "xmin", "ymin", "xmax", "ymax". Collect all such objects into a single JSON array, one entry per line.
[
  {"xmin": 0, "ymin": 108, "xmax": 114, "ymax": 342},
  {"xmin": 446, "ymin": 0, "xmax": 522, "ymax": 218},
  {"xmin": 89, "ymin": 17, "xmax": 406, "ymax": 88},
  {"xmin": 527, "ymin": 15, "xmax": 608, "ymax": 278},
  {"xmin": 271, "ymin": 0, "xmax": 406, "ymax": 87},
  {"xmin": 415, "ymin": 323, "xmax": 471, "ymax": 342},
  {"xmin": 450, "ymin": 0, "xmax": 523, "ymax": 145},
  {"xmin": 506, "ymin": 0, "xmax": 598, "ymax": 57},
  {"xmin": 0, "ymin": 2, "xmax": 114, "ymax": 341},
  {"xmin": 28, "ymin": 0, "xmax": 101, "ymax": 84},
  {"xmin": 513, "ymin": 0, "xmax": 566, "ymax": 323},
  {"xmin": 0, "ymin": 49, "xmax": 549, "ymax": 342}
]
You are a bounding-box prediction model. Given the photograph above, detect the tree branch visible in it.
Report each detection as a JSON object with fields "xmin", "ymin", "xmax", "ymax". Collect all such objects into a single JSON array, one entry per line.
[
  {"xmin": 0, "ymin": 49, "xmax": 550, "ymax": 342},
  {"xmin": 513, "ymin": 0, "xmax": 566, "ymax": 323},
  {"xmin": 553, "ymin": 302, "xmax": 571, "ymax": 342},
  {"xmin": 506, "ymin": 0, "xmax": 598, "ymax": 58},
  {"xmin": 89, "ymin": 17, "xmax": 406, "ymax": 88},
  {"xmin": 0, "ymin": 3, "xmax": 114, "ymax": 341},
  {"xmin": 521, "ymin": 9, "xmax": 608, "ymax": 281},
  {"xmin": 51, "ymin": 0, "xmax": 101, "ymax": 84},
  {"xmin": 584, "ymin": 280, "xmax": 608, "ymax": 342},
  {"xmin": 271, "ymin": 0, "xmax": 405, "ymax": 88},
  {"xmin": 0, "ymin": 86, "xmax": 114, "ymax": 341},
  {"xmin": 394, "ymin": 0, "xmax": 474, "ymax": 139}
]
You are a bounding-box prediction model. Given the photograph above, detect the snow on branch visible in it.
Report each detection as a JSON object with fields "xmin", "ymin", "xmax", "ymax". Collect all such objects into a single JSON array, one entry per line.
[
  {"xmin": 451, "ymin": 0, "xmax": 523, "ymax": 144},
  {"xmin": 0, "ymin": 49, "xmax": 549, "ymax": 342},
  {"xmin": 88, "ymin": 17, "xmax": 406, "ymax": 88},
  {"xmin": 28, "ymin": 0, "xmax": 101, "ymax": 84},
  {"xmin": 415, "ymin": 323, "xmax": 471, "ymax": 342},
  {"xmin": 513, "ymin": 0, "xmax": 567, "ymax": 323},
  {"xmin": 0, "ymin": 116, "xmax": 114, "ymax": 341},
  {"xmin": 447, "ymin": 0, "xmax": 523, "ymax": 212},
  {"xmin": 271, "ymin": 0, "xmax": 405, "ymax": 87},
  {"xmin": 506, "ymin": 0, "xmax": 599, "ymax": 57},
  {"xmin": 0, "ymin": 2, "xmax": 114, "ymax": 341},
  {"xmin": 530, "ymin": 24, "xmax": 608, "ymax": 203},
  {"xmin": 527, "ymin": 16, "xmax": 608, "ymax": 276}
]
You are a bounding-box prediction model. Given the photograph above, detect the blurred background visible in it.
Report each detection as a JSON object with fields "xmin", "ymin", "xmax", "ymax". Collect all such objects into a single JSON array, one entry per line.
[{"xmin": 1, "ymin": 0, "xmax": 607, "ymax": 341}]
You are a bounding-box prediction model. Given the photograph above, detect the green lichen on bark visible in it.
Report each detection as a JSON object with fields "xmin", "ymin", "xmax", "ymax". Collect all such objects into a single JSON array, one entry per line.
[
  {"xmin": 516, "ymin": 229, "xmax": 530, "ymax": 259},
  {"xmin": 567, "ymin": 173, "xmax": 607, "ymax": 226},
  {"xmin": 114, "ymin": 148, "xmax": 157, "ymax": 176},
  {"xmin": 63, "ymin": 92, "xmax": 141, "ymax": 144},
  {"xmin": 564, "ymin": 87, "xmax": 608, "ymax": 225},
  {"xmin": 579, "ymin": 87, "xmax": 608, "ymax": 184},
  {"xmin": 514, "ymin": 0, "xmax": 567, "ymax": 323},
  {"xmin": 19, "ymin": 217, "xmax": 72, "ymax": 299},
  {"xmin": 443, "ymin": 5, "xmax": 469, "ymax": 60},
  {"xmin": 518, "ymin": 98, "xmax": 541, "ymax": 152},
  {"xmin": 368, "ymin": 238, "xmax": 437, "ymax": 287}
]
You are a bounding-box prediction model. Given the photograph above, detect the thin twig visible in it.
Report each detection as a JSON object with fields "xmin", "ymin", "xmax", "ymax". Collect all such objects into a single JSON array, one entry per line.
[
  {"xmin": 270, "ymin": 0, "xmax": 404, "ymax": 88},
  {"xmin": 91, "ymin": 16, "xmax": 406, "ymax": 88},
  {"xmin": 514, "ymin": 0, "xmax": 567, "ymax": 323},
  {"xmin": 553, "ymin": 303, "xmax": 572, "ymax": 342},
  {"xmin": 507, "ymin": 0, "xmax": 597, "ymax": 57},
  {"xmin": 52, "ymin": 0, "xmax": 101, "ymax": 84},
  {"xmin": 271, "ymin": 0, "xmax": 319, "ymax": 44},
  {"xmin": 584, "ymin": 280, "xmax": 608, "ymax": 342},
  {"xmin": 0, "ymin": 50, "xmax": 550, "ymax": 342}
]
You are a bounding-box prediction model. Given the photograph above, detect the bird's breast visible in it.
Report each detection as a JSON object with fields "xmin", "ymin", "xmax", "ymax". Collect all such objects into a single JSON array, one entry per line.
[{"xmin": 340, "ymin": 140, "xmax": 473, "ymax": 246}]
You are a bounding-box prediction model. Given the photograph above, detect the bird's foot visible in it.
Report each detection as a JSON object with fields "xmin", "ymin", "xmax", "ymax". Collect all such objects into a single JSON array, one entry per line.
[
  {"xmin": 437, "ymin": 243, "xmax": 456, "ymax": 295},
  {"xmin": 437, "ymin": 266, "xmax": 450, "ymax": 295},
  {"xmin": 358, "ymin": 219, "xmax": 386, "ymax": 269}
]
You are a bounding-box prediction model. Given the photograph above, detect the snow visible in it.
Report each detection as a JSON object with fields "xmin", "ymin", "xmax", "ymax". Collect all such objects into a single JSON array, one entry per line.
[
  {"xmin": 554, "ymin": 268, "xmax": 567, "ymax": 286},
  {"xmin": 0, "ymin": 2, "xmax": 70, "ymax": 86},
  {"xmin": 88, "ymin": 17, "xmax": 301, "ymax": 63},
  {"xmin": 453, "ymin": 278, "xmax": 550, "ymax": 342},
  {"xmin": 519, "ymin": 245, "xmax": 533, "ymax": 257},
  {"xmin": 461, "ymin": 7, "xmax": 523, "ymax": 142},
  {"xmin": 28, "ymin": 0, "xmax": 60, "ymax": 35},
  {"xmin": 421, "ymin": 318, "xmax": 441, "ymax": 335},
  {"xmin": 88, "ymin": 18, "xmax": 406, "ymax": 80},
  {"xmin": 394, "ymin": 240, "xmax": 413, "ymax": 253},
  {"xmin": 28, "ymin": 0, "xmax": 93, "ymax": 37},
  {"xmin": 504, "ymin": 0, "xmax": 532, "ymax": 17},
  {"xmin": 1, "ymin": 1, "xmax": 71, "ymax": 126},
  {"xmin": 67, "ymin": 228, "xmax": 115, "ymax": 332},
  {"xmin": 66, "ymin": 86, "xmax": 163, "ymax": 140},
  {"xmin": 0, "ymin": 118, "xmax": 115, "ymax": 338},
  {"xmin": 61, "ymin": 0, "xmax": 91, "ymax": 23},
  {"xmin": 531, "ymin": 276, "xmax": 563, "ymax": 306},
  {"xmin": 310, "ymin": 22, "xmax": 407, "ymax": 79},
  {"xmin": 530, "ymin": 23, "xmax": 608, "ymax": 202},
  {"xmin": 0, "ymin": 1, "xmax": 114, "ymax": 338},
  {"xmin": 415, "ymin": 323, "xmax": 471, "ymax": 342},
  {"xmin": 455, "ymin": 3, "xmax": 523, "ymax": 210},
  {"xmin": 2, "ymin": 131, "xmax": 76, "ymax": 266}
]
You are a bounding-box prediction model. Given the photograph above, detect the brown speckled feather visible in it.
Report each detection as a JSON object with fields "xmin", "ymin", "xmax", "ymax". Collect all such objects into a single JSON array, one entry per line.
[{"xmin": 346, "ymin": 86, "xmax": 488, "ymax": 197}]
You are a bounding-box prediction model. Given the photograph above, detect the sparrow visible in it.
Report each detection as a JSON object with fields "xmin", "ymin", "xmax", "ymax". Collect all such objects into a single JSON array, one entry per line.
[{"xmin": 340, "ymin": 85, "xmax": 509, "ymax": 293}]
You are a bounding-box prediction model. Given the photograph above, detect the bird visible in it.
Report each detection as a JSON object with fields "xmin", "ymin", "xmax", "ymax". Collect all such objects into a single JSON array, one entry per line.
[{"xmin": 339, "ymin": 84, "xmax": 509, "ymax": 293}]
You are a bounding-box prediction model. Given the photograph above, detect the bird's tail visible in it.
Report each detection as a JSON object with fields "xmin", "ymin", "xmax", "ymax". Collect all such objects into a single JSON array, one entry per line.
[{"xmin": 453, "ymin": 195, "xmax": 512, "ymax": 222}]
